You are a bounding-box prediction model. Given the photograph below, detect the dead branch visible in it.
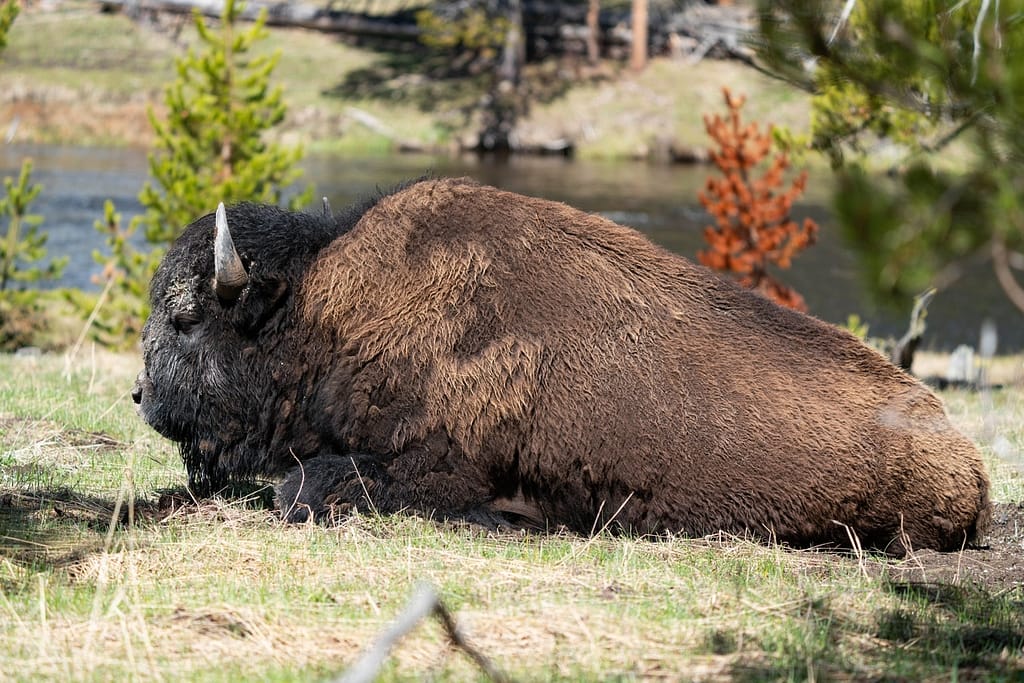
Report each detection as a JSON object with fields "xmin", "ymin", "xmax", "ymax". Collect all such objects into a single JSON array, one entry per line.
[
  {"xmin": 992, "ymin": 235, "xmax": 1024, "ymax": 315},
  {"xmin": 890, "ymin": 287, "xmax": 936, "ymax": 371},
  {"xmin": 334, "ymin": 582, "xmax": 509, "ymax": 683}
]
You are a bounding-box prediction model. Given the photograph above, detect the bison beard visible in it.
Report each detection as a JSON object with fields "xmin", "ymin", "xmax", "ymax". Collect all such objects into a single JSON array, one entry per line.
[{"xmin": 133, "ymin": 178, "xmax": 991, "ymax": 554}]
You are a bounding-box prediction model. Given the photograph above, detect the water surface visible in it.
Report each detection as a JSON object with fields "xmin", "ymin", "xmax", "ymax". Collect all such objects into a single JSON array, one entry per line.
[{"xmin": 1, "ymin": 144, "xmax": 1018, "ymax": 351}]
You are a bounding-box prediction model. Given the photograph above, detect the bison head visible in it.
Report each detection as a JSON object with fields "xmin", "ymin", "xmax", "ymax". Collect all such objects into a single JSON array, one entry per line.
[{"xmin": 132, "ymin": 202, "xmax": 340, "ymax": 493}]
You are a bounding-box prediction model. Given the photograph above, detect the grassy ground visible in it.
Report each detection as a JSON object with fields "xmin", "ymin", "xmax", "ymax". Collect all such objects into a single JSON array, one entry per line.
[
  {"xmin": 1, "ymin": 349, "xmax": 1022, "ymax": 681},
  {"xmin": 0, "ymin": 1, "xmax": 811, "ymax": 158}
]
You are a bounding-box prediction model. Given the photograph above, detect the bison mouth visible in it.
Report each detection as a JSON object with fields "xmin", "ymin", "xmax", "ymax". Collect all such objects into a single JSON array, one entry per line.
[
  {"xmin": 132, "ymin": 370, "xmax": 220, "ymax": 447},
  {"xmin": 178, "ymin": 440, "xmax": 232, "ymax": 497},
  {"xmin": 131, "ymin": 370, "xmax": 186, "ymax": 441},
  {"xmin": 131, "ymin": 371, "xmax": 166, "ymax": 432}
]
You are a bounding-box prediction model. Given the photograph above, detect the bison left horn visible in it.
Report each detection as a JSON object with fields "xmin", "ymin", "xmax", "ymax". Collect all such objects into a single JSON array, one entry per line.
[{"xmin": 213, "ymin": 202, "xmax": 249, "ymax": 301}]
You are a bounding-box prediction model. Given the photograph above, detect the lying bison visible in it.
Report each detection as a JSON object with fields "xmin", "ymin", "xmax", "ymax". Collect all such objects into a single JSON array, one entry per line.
[{"xmin": 132, "ymin": 177, "xmax": 990, "ymax": 553}]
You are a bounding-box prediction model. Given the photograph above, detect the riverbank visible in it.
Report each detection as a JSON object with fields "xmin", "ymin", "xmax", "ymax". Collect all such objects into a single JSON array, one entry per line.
[{"xmin": 0, "ymin": 0, "xmax": 811, "ymax": 158}]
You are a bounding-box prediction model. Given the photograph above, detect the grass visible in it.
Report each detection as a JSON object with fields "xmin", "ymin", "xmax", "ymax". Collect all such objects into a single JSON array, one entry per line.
[
  {"xmin": 1, "ymin": 350, "xmax": 1023, "ymax": 681},
  {"xmin": 0, "ymin": 1, "xmax": 813, "ymax": 157},
  {"xmin": 0, "ymin": 7, "xmax": 176, "ymax": 96}
]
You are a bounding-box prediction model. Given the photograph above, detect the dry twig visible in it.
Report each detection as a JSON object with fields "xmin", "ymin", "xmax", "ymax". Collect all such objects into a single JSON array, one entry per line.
[{"xmin": 334, "ymin": 582, "xmax": 509, "ymax": 683}]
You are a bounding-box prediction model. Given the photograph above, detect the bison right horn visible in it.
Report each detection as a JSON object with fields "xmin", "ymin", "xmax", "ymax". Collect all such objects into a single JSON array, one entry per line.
[{"xmin": 213, "ymin": 202, "xmax": 249, "ymax": 301}]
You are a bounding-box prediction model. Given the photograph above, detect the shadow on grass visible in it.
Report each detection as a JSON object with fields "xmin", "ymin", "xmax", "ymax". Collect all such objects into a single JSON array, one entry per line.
[
  {"xmin": 877, "ymin": 581, "xmax": 1024, "ymax": 670},
  {"xmin": 0, "ymin": 481, "xmax": 276, "ymax": 583},
  {"xmin": 0, "ymin": 487, "xmax": 148, "ymax": 585},
  {"xmin": 722, "ymin": 580, "xmax": 1024, "ymax": 680}
]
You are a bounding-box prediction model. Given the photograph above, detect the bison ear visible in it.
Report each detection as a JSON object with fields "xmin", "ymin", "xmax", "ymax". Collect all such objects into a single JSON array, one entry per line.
[
  {"xmin": 213, "ymin": 203, "xmax": 250, "ymax": 303},
  {"xmin": 235, "ymin": 277, "xmax": 289, "ymax": 336}
]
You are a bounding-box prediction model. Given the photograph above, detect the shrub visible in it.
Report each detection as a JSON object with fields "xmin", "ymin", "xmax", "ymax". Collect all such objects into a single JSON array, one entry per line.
[
  {"xmin": 0, "ymin": 160, "xmax": 66, "ymax": 292},
  {"xmin": 697, "ymin": 88, "xmax": 818, "ymax": 311}
]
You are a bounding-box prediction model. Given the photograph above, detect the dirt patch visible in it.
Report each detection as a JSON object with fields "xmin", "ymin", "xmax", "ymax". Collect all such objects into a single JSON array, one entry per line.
[{"xmin": 889, "ymin": 502, "xmax": 1024, "ymax": 592}]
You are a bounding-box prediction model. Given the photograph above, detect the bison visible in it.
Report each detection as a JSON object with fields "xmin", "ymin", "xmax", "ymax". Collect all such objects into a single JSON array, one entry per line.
[{"xmin": 132, "ymin": 177, "xmax": 990, "ymax": 553}]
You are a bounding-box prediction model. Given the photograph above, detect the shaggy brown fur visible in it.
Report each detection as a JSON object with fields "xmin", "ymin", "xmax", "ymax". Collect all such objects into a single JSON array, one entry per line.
[{"xmin": 135, "ymin": 178, "xmax": 990, "ymax": 554}]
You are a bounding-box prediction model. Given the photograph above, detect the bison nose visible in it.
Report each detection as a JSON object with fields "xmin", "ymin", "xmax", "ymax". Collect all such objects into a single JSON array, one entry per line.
[{"xmin": 131, "ymin": 377, "xmax": 144, "ymax": 404}]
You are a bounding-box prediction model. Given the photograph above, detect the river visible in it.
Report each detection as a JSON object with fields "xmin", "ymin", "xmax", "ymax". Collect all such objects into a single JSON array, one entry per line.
[{"xmin": 1, "ymin": 143, "xmax": 1020, "ymax": 351}]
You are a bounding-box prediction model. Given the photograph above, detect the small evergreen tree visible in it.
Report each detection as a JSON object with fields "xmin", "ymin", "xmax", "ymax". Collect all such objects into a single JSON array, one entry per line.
[
  {"xmin": 90, "ymin": 201, "xmax": 150, "ymax": 345},
  {"xmin": 698, "ymin": 88, "xmax": 818, "ymax": 311},
  {"xmin": 0, "ymin": 161, "xmax": 66, "ymax": 293},
  {"xmin": 95, "ymin": 0, "xmax": 311, "ymax": 344},
  {"xmin": 139, "ymin": 0, "xmax": 311, "ymax": 245},
  {"xmin": 0, "ymin": 3, "xmax": 64, "ymax": 293},
  {"xmin": 0, "ymin": 0, "xmax": 66, "ymax": 348}
]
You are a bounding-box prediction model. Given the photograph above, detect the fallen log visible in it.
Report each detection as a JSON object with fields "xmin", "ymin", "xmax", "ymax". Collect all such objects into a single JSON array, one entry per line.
[
  {"xmin": 101, "ymin": 0, "xmax": 756, "ymax": 64},
  {"xmin": 104, "ymin": 0, "xmax": 423, "ymax": 38}
]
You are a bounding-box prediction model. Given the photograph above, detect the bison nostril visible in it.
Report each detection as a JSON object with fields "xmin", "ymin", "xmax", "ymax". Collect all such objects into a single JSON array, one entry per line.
[{"xmin": 131, "ymin": 381, "xmax": 144, "ymax": 404}]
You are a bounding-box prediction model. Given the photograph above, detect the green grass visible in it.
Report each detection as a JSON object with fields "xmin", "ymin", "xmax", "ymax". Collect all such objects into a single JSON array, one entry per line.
[
  {"xmin": 0, "ymin": 7, "xmax": 175, "ymax": 95},
  {"xmin": 1, "ymin": 350, "xmax": 1023, "ymax": 681},
  {"xmin": 0, "ymin": 2, "xmax": 813, "ymax": 157}
]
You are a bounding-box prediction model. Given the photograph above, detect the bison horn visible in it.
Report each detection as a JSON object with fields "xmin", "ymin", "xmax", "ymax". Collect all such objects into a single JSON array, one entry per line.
[
  {"xmin": 213, "ymin": 202, "xmax": 249, "ymax": 301},
  {"xmin": 322, "ymin": 196, "xmax": 331, "ymax": 217}
]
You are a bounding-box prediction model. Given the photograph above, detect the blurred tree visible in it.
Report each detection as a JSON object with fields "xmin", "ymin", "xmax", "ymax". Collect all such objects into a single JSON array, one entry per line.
[
  {"xmin": 587, "ymin": 0, "xmax": 601, "ymax": 64},
  {"xmin": 0, "ymin": 3, "xmax": 67, "ymax": 350},
  {"xmin": 0, "ymin": 160, "xmax": 66, "ymax": 291},
  {"xmin": 89, "ymin": 201, "xmax": 150, "ymax": 345},
  {"xmin": 417, "ymin": 0, "xmax": 525, "ymax": 152},
  {"xmin": 631, "ymin": 0, "xmax": 648, "ymax": 71},
  {"xmin": 416, "ymin": 2, "xmax": 510, "ymax": 65},
  {"xmin": 0, "ymin": 0, "xmax": 17, "ymax": 51},
  {"xmin": 94, "ymin": 0, "xmax": 311, "ymax": 344},
  {"xmin": 0, "ymin": 3, "xmax": 64, "ymax": 294},
  {"xmin": 755, "ymin": 0, "xmax": 1024, "ymax": 315},
  {"xmin": 698, "ymin": 88, "xmax": 818, "ymax": 311}
]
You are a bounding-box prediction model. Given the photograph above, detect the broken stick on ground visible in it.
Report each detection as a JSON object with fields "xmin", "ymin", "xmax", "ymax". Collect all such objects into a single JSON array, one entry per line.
[{"xmin": 333, "ymin": 582, "xmax": 509, "ymax": 683}]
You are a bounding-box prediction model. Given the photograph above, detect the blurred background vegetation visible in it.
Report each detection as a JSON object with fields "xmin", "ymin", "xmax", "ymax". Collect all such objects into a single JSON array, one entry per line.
[{"xmin": 0, "ymin": 0, "xmax": 1021, "ymax": 370}]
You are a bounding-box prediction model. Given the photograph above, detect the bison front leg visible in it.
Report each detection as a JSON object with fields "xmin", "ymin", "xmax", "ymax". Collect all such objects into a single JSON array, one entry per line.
[
  {"xmin": 275, "ymin": 451, "xmax": 509, "ymax": 527},
  {"xmin": 276, "ymin": 453, "xmax": 385, "ymax": 523}
]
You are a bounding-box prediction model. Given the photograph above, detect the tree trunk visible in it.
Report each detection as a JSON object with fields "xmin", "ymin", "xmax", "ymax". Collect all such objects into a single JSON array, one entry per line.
[
  {"xmin": 630, "ymin": 0, "xmax": 647, "ymax": 71},
  {"xmin": 890, "ymin": 288, "xmax": 936, "ymax": 372},
  {"xmin": 586, "ymin": 0, "xmax": 600, "ymax": 64},
  {"xmin": 497, "ymin": 0, "xmax": 524, "ymax": 88},
  {"xmin": 479, "ymin": 0, "xmax": 524, "ymax": 154}
]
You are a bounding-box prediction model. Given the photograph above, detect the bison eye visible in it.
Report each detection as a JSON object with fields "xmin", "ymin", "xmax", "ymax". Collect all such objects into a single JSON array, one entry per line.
[{"xmin": 171, "ymin": 312, "xmax": 201, "ymax": 334}]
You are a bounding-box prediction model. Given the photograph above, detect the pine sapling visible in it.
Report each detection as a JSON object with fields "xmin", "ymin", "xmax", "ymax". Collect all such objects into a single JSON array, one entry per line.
[
  {"xmin": 698, "ymin": 88, "xmax": 818, "ymax": 311},
  {"xmin": 0, "ymin": 160, "xmax": 66, "ymax": 291}
]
